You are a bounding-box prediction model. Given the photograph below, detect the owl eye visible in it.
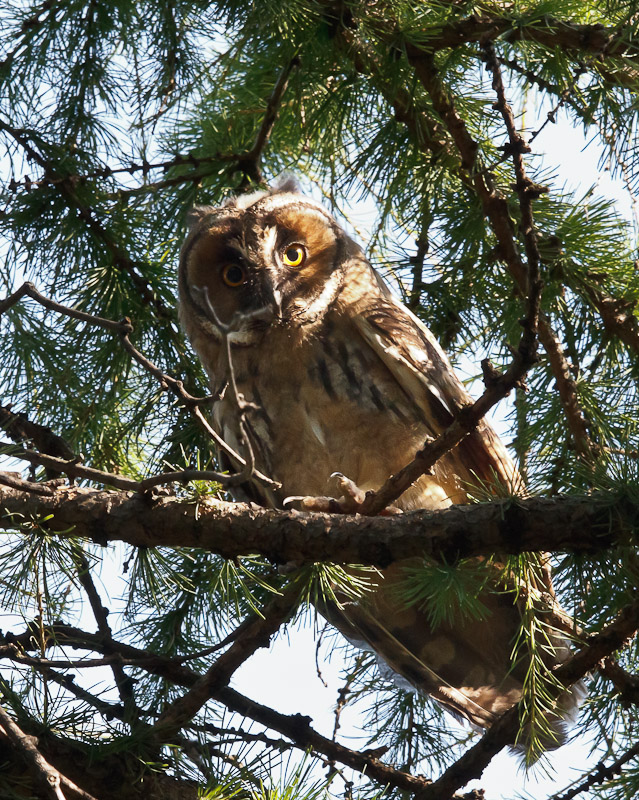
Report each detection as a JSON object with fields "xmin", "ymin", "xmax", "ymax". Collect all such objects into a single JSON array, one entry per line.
[
  {"xmin": 282, "ymin": 244, "xmax": 306, "ymax": 268},
  {"xmin": 221, "ymin": 264, "xmax": 246, "ymax": 287}
]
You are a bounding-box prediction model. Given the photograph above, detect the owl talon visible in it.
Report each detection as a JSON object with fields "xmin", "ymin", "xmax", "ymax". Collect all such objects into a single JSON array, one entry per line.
[
  {"xmin": 284, "ymin": 476, "xmax": 403, "ymax": 514},
  {"xmin": 330, "ymin": 472, "xmax": 367, "ymax": 505}
]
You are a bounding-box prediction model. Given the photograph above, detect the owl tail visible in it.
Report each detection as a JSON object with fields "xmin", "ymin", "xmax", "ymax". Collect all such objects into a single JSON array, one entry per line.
[{"xmin": 318, "ymin": 583, "xmax": 584, "ymax": 752}]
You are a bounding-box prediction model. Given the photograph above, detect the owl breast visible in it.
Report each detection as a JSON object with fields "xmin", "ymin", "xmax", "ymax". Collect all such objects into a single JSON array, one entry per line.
[{"xmin": 216, "ymin": 309, "xmax": 459, "ymax": 511}]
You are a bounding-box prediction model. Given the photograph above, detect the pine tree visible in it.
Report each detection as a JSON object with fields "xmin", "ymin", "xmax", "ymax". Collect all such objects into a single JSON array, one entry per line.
[{"xmin": 1, "ymin": 2, "xmax": 639, "ymax": 798}]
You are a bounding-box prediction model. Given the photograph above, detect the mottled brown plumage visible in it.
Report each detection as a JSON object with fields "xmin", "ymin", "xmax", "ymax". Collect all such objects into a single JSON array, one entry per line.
[{"xmin": 178, "ymin": 181, "xmax": 580, "ymax": 741}]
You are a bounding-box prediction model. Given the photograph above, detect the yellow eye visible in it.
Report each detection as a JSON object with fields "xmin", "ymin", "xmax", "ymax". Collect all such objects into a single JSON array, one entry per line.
[
  {"xmin": 221, "ymin": 264, "xmax": 245, "ymax": 287},
  {"xmin": 282, "ymin": 244, "xmax": 305, "ymax": 268}
]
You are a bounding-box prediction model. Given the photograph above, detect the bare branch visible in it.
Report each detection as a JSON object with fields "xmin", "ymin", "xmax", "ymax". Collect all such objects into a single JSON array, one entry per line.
[
  {"xmin": 0, "ymin": 283, "xmax": 280, "ymax": 490},
  {"xmin": 0, "ymin": 704, "xmax": 67, "ymax": 800},
  {"xmin": 151, "ymin": 579, "xmax": 303, "ymax": 739},
  {"xmin": 1, "ymin": 623, "xmax": 434, "ymax": 794},
  {"xmin": 550, "ymin": 740, "xmax": 639, "ymax": 800}
]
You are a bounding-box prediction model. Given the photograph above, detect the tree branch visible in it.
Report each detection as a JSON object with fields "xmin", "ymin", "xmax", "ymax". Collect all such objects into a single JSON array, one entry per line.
[
  {"xmin": 0, "ymin": 482, "xmax": 627, "ymax": 565},
  {"xmin": 0, "ymin": 703, "xmax": 99, "ymax": 800},
  {"xmin": 0, "ymin": 624, "xmax": 435, "ymax": 795},
  {"xmin": 236, "ymin": 56, "xmax": 299, "ymax": 189},
  {"xmin": 405, "ymin": 47, "xmax": 597, "ymax": 459},
  {"xmin": 0, "ymin": 283, "xmax": 280, "ymax": 490},
  {"xmin": 0, "ymin": 117, "xmax": 172, "ymax": 319},
  {"xmin": 151, "ymin": 579, "xmax": 303, "ymax": 740},
  {"xmin": 550, "ymin": 740, "xmax": 639, "ymax": 800}
]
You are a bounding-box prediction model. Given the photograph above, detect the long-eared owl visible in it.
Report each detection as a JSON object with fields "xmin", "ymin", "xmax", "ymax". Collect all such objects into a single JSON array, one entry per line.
[{"xmin": 178, "ymin": 179, "xmax": 581, "ymax": 742}]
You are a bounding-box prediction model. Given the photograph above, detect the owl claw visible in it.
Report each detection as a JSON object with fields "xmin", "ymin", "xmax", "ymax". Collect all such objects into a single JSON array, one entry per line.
[
  {"xmin": 283, "ymin": 494, "xmax": 345, "ymax": 513},
  {"xmin": 330, "ymin": 472, "xmax": 367, "ymax": 505},
  {"xmin": 281, "ymin": 474, "xmax": 402, "ymax": 515}
]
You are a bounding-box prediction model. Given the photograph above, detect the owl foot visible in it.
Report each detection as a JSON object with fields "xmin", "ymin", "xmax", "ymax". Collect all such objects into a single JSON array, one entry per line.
[{"xmin": 283, "ymin": 473, "xmax": 402, "ymax": 515}]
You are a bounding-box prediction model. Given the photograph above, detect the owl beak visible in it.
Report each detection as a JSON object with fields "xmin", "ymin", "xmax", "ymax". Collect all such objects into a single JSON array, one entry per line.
[{"xmin": 260, "ymin": 274, "xmax": 283, "ymax": 320}]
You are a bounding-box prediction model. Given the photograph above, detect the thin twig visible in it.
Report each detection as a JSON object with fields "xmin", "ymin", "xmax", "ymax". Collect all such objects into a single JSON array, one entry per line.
[
  {"xmin": 0, "ymin": 440, "xmax": 231, "ymax": 490},
  {"xmin": 550, "ymin": 740, "xmax": 639, "ymax": 800},
  {"xmin": 74, "ymin": 550, "xmax": 140, "ymax": 716},
  {"xmin": 0, "ymin": 283, "xmax": 280, "ymax": 490},
  {"xmin": 405, "ymin": 45, "xmax": 597, "ymax": 459},
  {"xmin": 236, "ymin": 55, "xmax": 299, "ymax": 189},
  {"xmin": 408, "ymin": 207, "xmax": 432, "ymax": 312}
]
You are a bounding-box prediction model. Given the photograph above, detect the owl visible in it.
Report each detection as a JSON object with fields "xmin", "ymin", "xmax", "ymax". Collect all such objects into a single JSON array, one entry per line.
[{"xmin": 178, "ymin": 180, "xmax": 581, "ymax": 743}]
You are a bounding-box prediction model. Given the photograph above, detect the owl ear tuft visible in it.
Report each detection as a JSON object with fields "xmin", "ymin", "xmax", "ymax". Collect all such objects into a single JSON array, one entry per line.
[
  {"xmin": 185, "ymin": 206, "xmax": 216, "ymax": 230},
  {"xmin": 272, "ymin": 173, "xmax": 302, "ymax": 195}
]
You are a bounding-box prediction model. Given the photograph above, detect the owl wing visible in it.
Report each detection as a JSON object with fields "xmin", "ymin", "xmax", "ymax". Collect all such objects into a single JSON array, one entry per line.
[
  {"xmin": 351, "ymin": 289, "xmax": 522, "ymax": 496},
  {"xmin": 315, "ymin": 288, "xmax": 580, "ymax": 734}
]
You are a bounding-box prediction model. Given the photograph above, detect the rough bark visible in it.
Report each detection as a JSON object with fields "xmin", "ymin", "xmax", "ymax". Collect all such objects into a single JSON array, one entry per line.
[{"xmin": 0, "ymin": 482, "xmax": 627, "ymax": 567}]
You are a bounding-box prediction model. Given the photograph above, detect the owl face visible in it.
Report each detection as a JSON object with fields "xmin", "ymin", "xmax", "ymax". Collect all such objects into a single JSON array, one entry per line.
[{"xmin": 179, "ymin": 190, "xmax": 361, "ymax": 344}]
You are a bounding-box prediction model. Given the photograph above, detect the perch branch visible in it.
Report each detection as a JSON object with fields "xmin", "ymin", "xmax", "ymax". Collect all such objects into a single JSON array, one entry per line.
[{"xmin": 0, "ymin": 481, "xmax": 628, "ymax": 565}]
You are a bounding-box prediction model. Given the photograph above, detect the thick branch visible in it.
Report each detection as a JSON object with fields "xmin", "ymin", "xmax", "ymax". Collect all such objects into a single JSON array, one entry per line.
[
  {"xmin": 0, "ymin": 705, "xmax": 67, "ymax": 800},
  {"xmin": 0, "ymin": 482, "xmax": 627, "ymax": 565}
]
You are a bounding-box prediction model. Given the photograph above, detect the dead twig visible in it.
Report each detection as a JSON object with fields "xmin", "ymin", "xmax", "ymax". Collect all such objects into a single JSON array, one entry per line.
[{"xmin": 0, "ymin": 283, "xmax": 280, "ymax": 491}]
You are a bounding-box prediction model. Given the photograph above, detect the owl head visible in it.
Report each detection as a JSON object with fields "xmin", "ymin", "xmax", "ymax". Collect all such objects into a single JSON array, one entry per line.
[{"xmin": 178, "ymin": 180, "xmax": 366, "ymax": 348}]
